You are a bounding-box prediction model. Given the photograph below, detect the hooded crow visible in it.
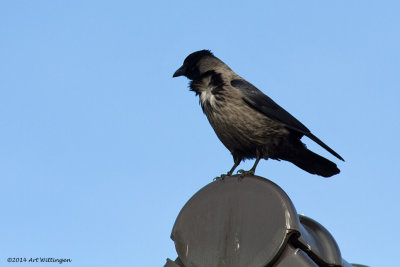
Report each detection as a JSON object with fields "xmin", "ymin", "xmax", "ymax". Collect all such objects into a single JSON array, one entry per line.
[{"xmin": 173, "ymin": 50, "xmax": 344, "ymax": 177}]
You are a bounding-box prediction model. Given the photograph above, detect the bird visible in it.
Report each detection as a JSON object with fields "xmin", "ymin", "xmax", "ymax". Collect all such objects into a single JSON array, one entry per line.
[{"xmin": 173, "ymin": 50, "xmax": 344, "ymax": 178}]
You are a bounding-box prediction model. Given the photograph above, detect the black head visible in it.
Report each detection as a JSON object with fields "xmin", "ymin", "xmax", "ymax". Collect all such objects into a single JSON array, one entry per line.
[{"xmin": 173, "ymin": 50, "xmax": 214, "ymax": 80}]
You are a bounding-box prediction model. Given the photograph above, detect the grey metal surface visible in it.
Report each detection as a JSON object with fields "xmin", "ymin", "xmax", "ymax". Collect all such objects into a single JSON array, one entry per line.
[
  {"xmin": 274, "ymin": 244, "xmax": 319, "ymax": 267},
  {"xmin": 296, "ymin": 215, "xmax": 342, "ymax": 266},
  {"xmin": 167, "ymin": 175, "xmax": 367, "ymax": 267},
  {"xmin": 171, "ymin": 175, "xmax": 302, "ymax": 267}
]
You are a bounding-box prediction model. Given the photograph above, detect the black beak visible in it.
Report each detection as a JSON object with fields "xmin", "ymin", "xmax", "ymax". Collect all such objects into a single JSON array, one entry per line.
[{"xmin": 173, "ymin": 65, "xmax": 186, "ymax": 78}]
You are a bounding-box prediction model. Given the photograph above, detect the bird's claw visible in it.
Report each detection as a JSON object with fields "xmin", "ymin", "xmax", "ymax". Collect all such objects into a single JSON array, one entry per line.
[
  {"xmin": 236, "ymin": 169, "xmax": 255, "ymax": 177},
  {"xmin": 213, "ymin": 174, "xmax": 227, "ymax": 181}
]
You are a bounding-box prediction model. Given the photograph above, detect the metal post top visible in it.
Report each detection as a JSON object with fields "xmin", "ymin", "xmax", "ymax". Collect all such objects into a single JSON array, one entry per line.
[
  {"xmin": 172, "ymin": 175, "xmax": 300, "ymax": 266},
  {"xmin": 167, "ymin": 175, "xmax": 364, "ymax": 267}
]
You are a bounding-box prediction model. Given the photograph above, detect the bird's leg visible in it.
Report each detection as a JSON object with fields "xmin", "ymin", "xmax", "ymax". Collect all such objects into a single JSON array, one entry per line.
[
  {"xmin": 237, "ymin": 154, "xmax": 261, "ymax": 176},
  {"xmin": 226, "ymin": 162, "xmax": 239, "ymax": 177},
  {"xmin": 227, "ymin": 155, "xmax": 242, "ymax": 176},
  {"xmin": 215, "ymin": 155, "xmax": 241, "ymax": 181},
  {"xmin": 248, "ymin": 156, "xmax": 261, "ymax": 174}
]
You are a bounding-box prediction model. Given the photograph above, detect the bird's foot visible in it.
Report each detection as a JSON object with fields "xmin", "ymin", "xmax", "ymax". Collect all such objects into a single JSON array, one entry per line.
[
  {"xmin": 237, "ymin": 169, "xmax": 255, "ymax": 177},
  {"xmin": 213, "ymin": 174, "xmax": 227, "ymax": 181}
]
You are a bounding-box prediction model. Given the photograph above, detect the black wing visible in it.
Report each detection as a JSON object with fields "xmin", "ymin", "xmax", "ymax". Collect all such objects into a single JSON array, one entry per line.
[{"xmin": 231, "ymin": 79, "xmax": 344, "ymax": 161}]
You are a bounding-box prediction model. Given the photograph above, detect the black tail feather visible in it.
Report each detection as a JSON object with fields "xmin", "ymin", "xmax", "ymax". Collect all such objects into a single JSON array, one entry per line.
[
  {"xmin": 280, "ymin": 146, "xmax": 340, "ymax": 178},
  {"xmin": 306, "ymin": 132, "xmax": 344, "ymax": 162}
]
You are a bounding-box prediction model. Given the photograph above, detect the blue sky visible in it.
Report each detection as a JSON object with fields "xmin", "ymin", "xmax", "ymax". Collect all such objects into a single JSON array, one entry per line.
[{"xmin": 0, "ymin": 1, "xmax": 399, "ymax": 266}]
